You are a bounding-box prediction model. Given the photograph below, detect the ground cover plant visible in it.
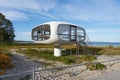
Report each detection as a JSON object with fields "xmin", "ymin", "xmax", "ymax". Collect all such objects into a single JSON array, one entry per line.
[
  {"xmin": 86, "ymin": 62, "xmax": 106, "ymax": 70},
  {"xmin": 0, "ymin": 50, "xmax": 14, "ymax": 75}
]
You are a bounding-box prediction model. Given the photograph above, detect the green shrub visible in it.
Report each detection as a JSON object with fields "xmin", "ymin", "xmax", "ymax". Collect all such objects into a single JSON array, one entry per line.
[
  {"xmin": 59, "ymin": 57, "xmax": 75, "ymax": 64},
  {"xmin": 86, "ymin": 62, "xmax": 106, "ymax": 70}
]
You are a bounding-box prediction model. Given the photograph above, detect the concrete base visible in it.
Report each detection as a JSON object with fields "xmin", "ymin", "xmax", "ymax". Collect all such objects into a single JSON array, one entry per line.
[{"xmin": 54, "ymin": 45, "xmax": 62, "ymax": 57}]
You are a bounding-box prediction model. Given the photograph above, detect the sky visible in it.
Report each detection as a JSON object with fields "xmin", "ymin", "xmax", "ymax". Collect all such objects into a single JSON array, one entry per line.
[{"xmin": 0, "ymin": 0, "xmax": 120, "ymax": 42}]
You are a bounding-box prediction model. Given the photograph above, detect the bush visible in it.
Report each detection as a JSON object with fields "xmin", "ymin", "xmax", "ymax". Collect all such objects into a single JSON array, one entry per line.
[
  {"xmin": 0, "ymin": 53, "xmax": 14, "ymax": 75},
  {"xmin": 86, "ymin": 62, "xmax": 106, "ymax": 70},
  {"xmin": 59, "ymin": 57, "xmax": 75, "ymax": 64}
]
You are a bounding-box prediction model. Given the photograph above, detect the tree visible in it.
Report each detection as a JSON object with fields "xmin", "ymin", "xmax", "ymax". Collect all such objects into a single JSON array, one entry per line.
[{"xmin": 0, "ymin": 13, "xmax": 15, "ymax": 45}]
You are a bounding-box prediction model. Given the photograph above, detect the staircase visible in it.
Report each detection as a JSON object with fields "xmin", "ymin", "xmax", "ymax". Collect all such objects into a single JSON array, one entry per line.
[{"xmin": 76, "ymin": 34, "xmax": 93, "ymax": 55}]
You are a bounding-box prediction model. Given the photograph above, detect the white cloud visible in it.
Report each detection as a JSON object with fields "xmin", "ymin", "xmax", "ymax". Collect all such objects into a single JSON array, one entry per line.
[
  {"xmin": 0, "ymin": 0, "xmax": 56, "ymax": 12},
  {"xmin": 87, "ymin": 29, "xmax": 120, "ymax": 33},
  {"xmin": 1, "ymin": 0, "xmax": 120, "ymax": 23},
  {"xmin": 3, "ymin": 10, "xmax": 29, "ymax": 20},
  {"xmin": 0, "ymin": 0, "xmax": 57, "ymax": 21},
  {"xmin": 53, "ymin": 0, "xmax": 120, "ymax": 23}
]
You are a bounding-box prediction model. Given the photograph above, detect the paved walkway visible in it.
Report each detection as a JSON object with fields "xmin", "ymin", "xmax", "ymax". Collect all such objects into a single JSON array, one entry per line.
[{"xmin": 86, "ymin": 69, "xmax": 120, "ymax": 80}]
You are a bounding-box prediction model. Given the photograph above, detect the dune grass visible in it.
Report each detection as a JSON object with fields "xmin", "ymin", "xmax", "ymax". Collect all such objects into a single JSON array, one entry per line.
[
  {"xmin": 1, "ymin": 44, "xmax": 120, "ymax": 65},
  {"xmin": 17, "ymin": 48, "xmax": 98, "ymax": 64},
  {"xmin": 1, "ymin": 43, "xmax": 120, "ymax": 55},
  {"xmin": 97, "ymin": 47, "xmax": 120, "ymax": 55},
  {"xmin": 18, "ymin": 48, "xmax": 75, "ymax": 64}
]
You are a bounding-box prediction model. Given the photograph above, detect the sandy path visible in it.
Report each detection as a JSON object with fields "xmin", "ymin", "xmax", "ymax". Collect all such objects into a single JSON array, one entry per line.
[
  {"xmin": 3, "ymin": 52, "xmax": 43, "ymax": 80},
  {"xmin": 6, "ymin": 53, "xmax": 42, "ymax": 74}
]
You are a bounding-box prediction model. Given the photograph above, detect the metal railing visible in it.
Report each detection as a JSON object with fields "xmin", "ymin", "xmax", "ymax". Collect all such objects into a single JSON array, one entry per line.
[
  {"xmin": 0, "ymin": 58, "xmax": 120, "ymax": 80},
  {"xmin": 0, "ymin": 63, "xmax": 86, "ymax": 80}
]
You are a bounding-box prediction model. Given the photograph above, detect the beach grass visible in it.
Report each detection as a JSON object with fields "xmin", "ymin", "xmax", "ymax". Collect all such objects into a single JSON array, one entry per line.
[
  {"xmin": 97, "ymin": 47, "xmax": 120, "ymax": 55},
  {"xmin": 1, "ymin": 44, "xmax": 120, "ymax": 65},
  {"xmin": 1, "ymin": 44, "xmax": 120, "ymax": 55},
  {"xmin": 18, "ymin": 48, "xmax": 75, "ymax": 64},
  {"xmin": 17, "ymin": 48, "xmax": 98, "ymax": 64}
]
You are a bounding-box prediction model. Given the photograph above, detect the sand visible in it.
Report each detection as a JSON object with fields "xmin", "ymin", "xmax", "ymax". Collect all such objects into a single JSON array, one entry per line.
[{"xmin": 3, "ymin": 49, "xmax": 120, "ymax": 80}]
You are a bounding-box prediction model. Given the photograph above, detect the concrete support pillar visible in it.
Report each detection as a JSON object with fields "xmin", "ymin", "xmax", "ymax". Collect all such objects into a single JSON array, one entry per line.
[{"xmin": 54, "ymin": 44, "xmax": 62, "ymax": 57}]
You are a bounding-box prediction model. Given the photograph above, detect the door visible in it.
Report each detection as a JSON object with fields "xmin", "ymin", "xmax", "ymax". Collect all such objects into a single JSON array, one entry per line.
[{"xmin": 70, "ymin": 26, "xmax": 77, "ymax": 41}]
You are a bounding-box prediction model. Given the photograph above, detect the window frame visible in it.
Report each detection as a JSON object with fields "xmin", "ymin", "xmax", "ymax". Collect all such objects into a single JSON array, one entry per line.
[{"xmin": 32, "ymin": 24, "xmax": 50, "ymax": 41}]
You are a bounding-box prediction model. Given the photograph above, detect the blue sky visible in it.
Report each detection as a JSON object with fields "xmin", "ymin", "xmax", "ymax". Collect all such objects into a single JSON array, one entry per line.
[{"xmin": 0, "ymin": 0, "xmax": 120, "ymax": 42}]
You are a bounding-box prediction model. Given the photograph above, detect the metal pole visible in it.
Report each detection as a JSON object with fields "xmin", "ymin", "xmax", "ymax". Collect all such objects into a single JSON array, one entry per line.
[
  {"xmin": 32, "ymin": 67, "xmax": 35, "ymax": 80},
  {"xmin": 71, "ymin": 63, "xmax": 75, "ymax": 76},
  {"xmin": 70, "ymin": 47, "xmax": 72, "ymax": 56}
]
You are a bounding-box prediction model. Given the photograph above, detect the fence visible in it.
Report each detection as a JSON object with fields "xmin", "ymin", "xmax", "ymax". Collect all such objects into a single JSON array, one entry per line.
[
  {"xmin": 0, "ymin": 58, "xmax": 120, "ymax": 80},
  {"xmin": 0, "ymin": 63, "xmax": 87, "ymax": 80}
]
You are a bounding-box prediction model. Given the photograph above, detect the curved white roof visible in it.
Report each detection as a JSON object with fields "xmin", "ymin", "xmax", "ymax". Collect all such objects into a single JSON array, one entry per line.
[
  {"xmin": 42, "ymin": 21, "xmax": 71, "ymax": 25},
  {"xmin": 36, "ymin": 21, "xmax": 83, "ymax": 28}
]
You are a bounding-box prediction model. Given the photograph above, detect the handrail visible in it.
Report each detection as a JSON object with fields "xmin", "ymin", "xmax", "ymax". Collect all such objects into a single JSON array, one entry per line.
[{"xmin": 76, "ymin": 32, "xmax": 93, "ymax": 54}]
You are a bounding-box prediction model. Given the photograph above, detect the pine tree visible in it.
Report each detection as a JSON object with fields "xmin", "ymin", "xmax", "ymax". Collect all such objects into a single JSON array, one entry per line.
[{"xmin": 0, "ymin": 13, "xmax": 15, "ymax": 45}]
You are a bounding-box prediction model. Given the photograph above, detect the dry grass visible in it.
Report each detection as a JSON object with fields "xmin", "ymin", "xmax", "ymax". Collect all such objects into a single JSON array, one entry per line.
[
  {"xmin": 1, "ymin": 44, "xmax": 120, "ymax": 55},
  {"xmin": 97, "ymin": 47, "xmax": 120, "ymax": 55}
]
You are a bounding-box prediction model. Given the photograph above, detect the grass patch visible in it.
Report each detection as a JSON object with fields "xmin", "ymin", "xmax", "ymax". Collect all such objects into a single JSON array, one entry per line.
[
  {"xmin": 79, "ymin": 55, "xmax": 97, "ymax": 61},
  {"xmin": 19, "ymin": 48, "xmax": 75, "ymax": 64},
  {"xmin": 18, "ymin": 48, "xmax": 97, "ymax": 64}
]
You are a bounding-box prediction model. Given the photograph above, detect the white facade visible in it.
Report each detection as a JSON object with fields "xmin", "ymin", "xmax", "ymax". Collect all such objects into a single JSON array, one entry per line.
[{"xmin": 32, "ymin": 21, "xmax": 86, "ymax": 56}]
